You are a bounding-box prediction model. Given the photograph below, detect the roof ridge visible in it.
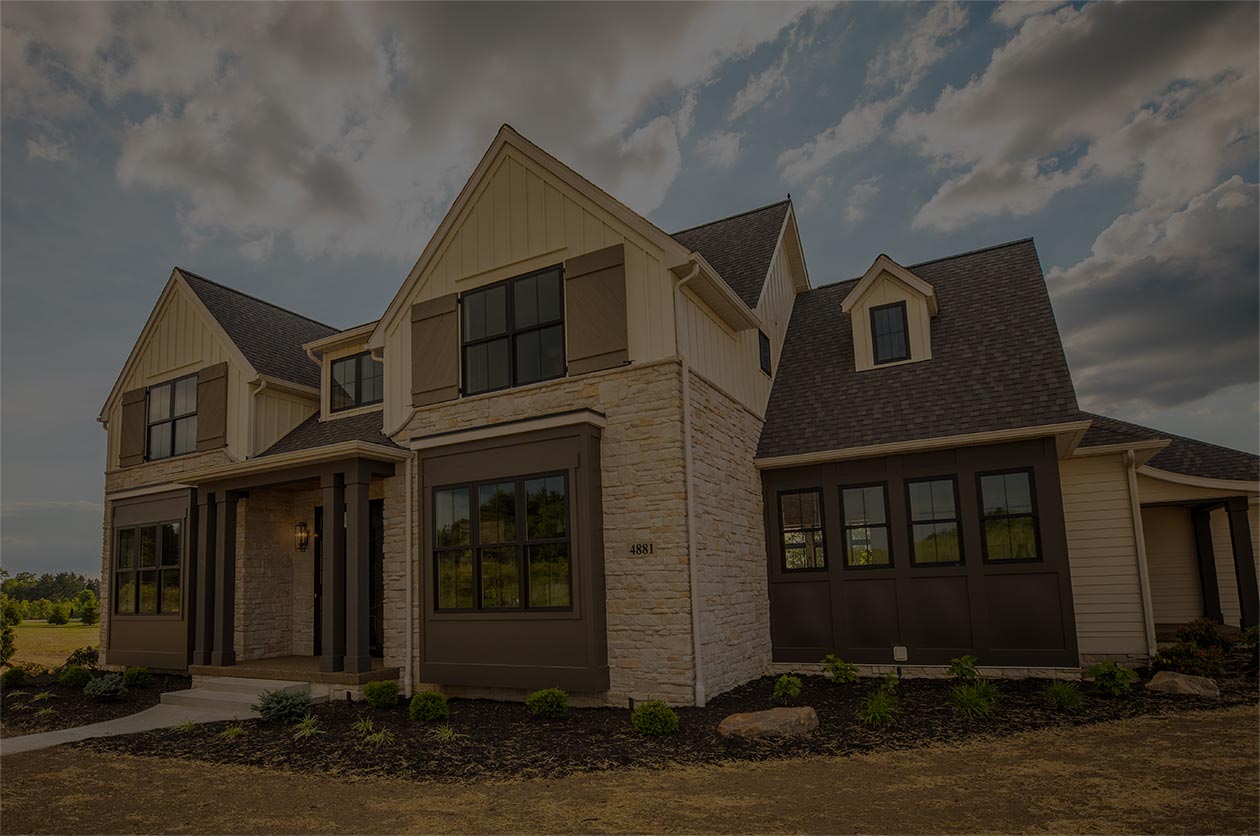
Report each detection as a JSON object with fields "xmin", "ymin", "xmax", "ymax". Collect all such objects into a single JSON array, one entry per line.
[
  {"xmin": 906, "ymin": 237, "xmax": 1035, "ymax": 270},
  {"xmin": 177, "ymin": 267, "xmax": 338, "ymax": 331},
  {"xmin": 670, "ymin": 198, "xmax": 791, "ymax": 237}
]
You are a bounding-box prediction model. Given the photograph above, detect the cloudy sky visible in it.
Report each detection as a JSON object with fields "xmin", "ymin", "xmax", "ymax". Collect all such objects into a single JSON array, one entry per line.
[{"xmin": 2, "ymin": 1, "xmax": 1257, "ymax": 575}]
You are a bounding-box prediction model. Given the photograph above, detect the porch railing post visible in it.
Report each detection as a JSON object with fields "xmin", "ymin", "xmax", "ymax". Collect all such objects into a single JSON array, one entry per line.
[
  {"xmin": 320, "ymin": 471, "xmax": 347, "ymax": 672},
  {"xmin": 1191, "ymin": 505, "xmax": 1223, "ymax": 624},
  {"xmin": 344, "ymin": 463, "xmax": 373, "ymax": 674},
  {"xmin": 210, "ymin": 490, "xmax": 238, "ymax": 666},
  {"xmin": 1226, "ymin": 499, "xmax": 1259, "ymax": 629},
  {"xmin": 192, "ymin": 490, "xmax": 217, "ymax": 666}
]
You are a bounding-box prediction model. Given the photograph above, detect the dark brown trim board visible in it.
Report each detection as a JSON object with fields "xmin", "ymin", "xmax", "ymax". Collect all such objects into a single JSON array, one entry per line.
[
  {"xmin": 418, "ymin": 422, "xmax": 609, "ymax": 692},
  {"xmin": 761, "ymin": 438, "xmax": 1080, "ymax": 668}
]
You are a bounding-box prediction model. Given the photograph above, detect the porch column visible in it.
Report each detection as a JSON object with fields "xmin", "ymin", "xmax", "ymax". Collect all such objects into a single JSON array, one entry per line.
[
  {"xmin": 192, "ymin": 490, "xmax": 217, "ymax": 665},
  {"xmin": 1191, "ymin": 506, "xmax": 1223, "ymax": 623},
  {"xmin": 320, "ymin": 471, "xmax": 347, "ymax": 672},
  {"xmin": 1225, "ymin": 499, "xmax": 1259, "ymax": 629},
  {"xmin": 344, "ymin": 465, "xmax": 372, "ymax": 674},
  {"xmin": 210, "ymin": 490, "xmax": 239, "ymax": 666}
]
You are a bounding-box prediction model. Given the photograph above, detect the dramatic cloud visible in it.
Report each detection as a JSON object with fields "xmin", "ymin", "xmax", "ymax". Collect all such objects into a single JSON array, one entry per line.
[
  {"xmin": 1051, "ymin": 176, "xmax": 1260, "ymax": 410},
  {"xmin": 778, "ymin": 99, "xmax": 893, "ymax": 183},
  {"xmin": 845, "ymin": 177, "xmax": 881, "ymax": 222},
  {"xmin": 696, "ymin": 130, "xmax": 744, "ymax": 168},
  {"xmin": 730, "ymin": 54, "xmax": 790, "ymax": 122}
]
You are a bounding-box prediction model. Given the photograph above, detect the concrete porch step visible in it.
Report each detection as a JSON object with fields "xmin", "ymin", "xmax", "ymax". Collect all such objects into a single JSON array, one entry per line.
[
  {"xmin": 161, "ymin": 677, "xmax": 328, "ymax": 714},
  {"xmin": 191, "ymin": 676, "xmax": 310, "ymax": 695}
]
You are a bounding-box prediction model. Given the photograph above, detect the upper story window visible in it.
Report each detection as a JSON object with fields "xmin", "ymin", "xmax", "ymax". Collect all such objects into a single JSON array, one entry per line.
[
  {"xmin": 759, "ymin": 330, "xmax": 772, "ymax": 376},
  {"xmin": 331, "ymin": 351, "xmax": 383, "ymax": 412},
  {"xmin": 147, "ymin": 374, "xmax": 197, "ymax": 460},
  {"xmin": 979, "ymin": 470, "xmax": 1040, "ymax": 562},
  {"xmin": 461, "ymin": 266, "xmax": 564, "ymax": 396},
  {"xmin": 870, "ymin": 302, "xmax": 910, "ymax": 365}
]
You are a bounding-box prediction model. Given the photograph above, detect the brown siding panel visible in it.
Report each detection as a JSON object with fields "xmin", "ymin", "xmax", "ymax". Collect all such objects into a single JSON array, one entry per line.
[
  {"xmin": 196, "ymin": 361, "xmax": 229, "ymax": 451},
  {"xmin": 411, "ymin": 293, "xmax": 460, "ymax": 407},
  {"xmin": 564, "ymin": 244, "xmax": 629, "ymax": 375},
  {"xmin": 119, "ymin": 388, "xmax": 147, "ymax": 467}
]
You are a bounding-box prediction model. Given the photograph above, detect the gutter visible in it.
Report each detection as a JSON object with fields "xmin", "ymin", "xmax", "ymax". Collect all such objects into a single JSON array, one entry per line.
[
  {"xmin": 1124, "ymin": 449, "xmax": 1158, "ymax": 658},
  {"xmin": 672, "ymin": 258, "xmax": 706, "ymax": 707}
]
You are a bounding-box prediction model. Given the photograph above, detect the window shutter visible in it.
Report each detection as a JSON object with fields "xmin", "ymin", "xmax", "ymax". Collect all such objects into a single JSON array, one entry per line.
[
  {"xmin": 119, "ymin": 388, "xmax": 147, "ymax": 468},
  {"xmin": 411, "ymin": 293, "xmax": 460, "ymax": 407},
  {"xmin": 564, "ymin": 243, "xmax": 628, "ymax": 375},
  {"xmin": 195, "ymin": 362, "xmax": 229, "ymax": 451}
]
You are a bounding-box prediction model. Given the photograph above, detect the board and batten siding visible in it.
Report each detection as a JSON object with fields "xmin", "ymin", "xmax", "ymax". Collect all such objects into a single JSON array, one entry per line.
[
  {"xmin": 1141, "ymin": 507, "xmax": 1204, "ymax": 624},
  {"xmin": 849, "ymin": 271, "xmax": 933, "ymax": 372},
  {"xmin": 1059, "ymin": 454, "xmax": 1148, "ymax": 657},
  {"xmin": 252, "ymin": 389, "xmax": 317, "ymax": 457},
  {"xmin": 381, "ymin": 146, "xmax": 676, "ymax": 433},
  {"xmin": 106, "ymin": 286, "xmax": 249, "ymax": 468}
]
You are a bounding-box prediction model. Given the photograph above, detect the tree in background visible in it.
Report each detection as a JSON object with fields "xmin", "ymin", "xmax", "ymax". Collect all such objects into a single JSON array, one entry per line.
[
  {"xmin": 1, "ymin": 571, "xmax": 100, "ymax": 602},
  {"xmin": 75, "ymin": 589, "xmax": 100, "ymax": 626},
  {"xmin": 46, "ymin": 602, "xmax": 70, "ymax": 625}
]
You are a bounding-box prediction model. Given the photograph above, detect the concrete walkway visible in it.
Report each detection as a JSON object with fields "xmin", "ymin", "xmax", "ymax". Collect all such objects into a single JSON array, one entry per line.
[{"xmin": 1, "ymin": 703, "xmax": 249, "ymax": 756}]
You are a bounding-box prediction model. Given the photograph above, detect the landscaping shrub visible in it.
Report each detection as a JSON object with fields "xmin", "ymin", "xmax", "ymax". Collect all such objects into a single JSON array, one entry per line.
[
  {"xmin": 855, "ymin": 688, "xmax": 900, "ymax": 728},
  {"xmin": 362, "ymin": 680, "xmax": 400, "ymax": 709},
  {"xmin": 1085, "ymin": 661, "xmax": 1138, "ymax": 697},
  {"xmin": 1151, "ymin": 642, "xmax": 1225, "ymax": 678},
  {"xmin": 84, "ymin": 673, "xmax": 128, "ymax": 702},
  {"xmin": 880, "ymin": 671, "xmax": 900, "ymax": 694},
  {"xmin": 2, "ymin": 667, "xmax": 28, "ymax": 689},
  {"xmin": 409, "ymin": 690, "xmax": 449, "ymax": 722},
  {"xmin": 822, "ymin": 654, "xmax": 859, "ymax": 685},
  {"xmin": 76, "ymin": 590, "xmax": 100, "ymax": 626},
  {"xmin": 364, "ymin": 729, "xmax": 395, "ymax": 747},
  {"xmin": 218, "ymin": 723, "xmax": 245, "ymax": 741},
  {"xmin": 431, "ymin": 723, "xmax": 464, "ymax": 743},
  {"xmin": 631, "ymin": 699, "xmax": 679, "ymax": 737},
  {"xmin": 0, "ymin": 599, "xmax": 22, "ymax": 667},
  {"xmin": 1240, "ymin": 625, "xmax": 1260, "ymax": 647},
  {"xmin": 64, "ymin": 646, "xmax": 99, "ymax": 669},
  {"xmin": 121, "ymin": 666, "xmax": 151, "ymax": 688},
  {"xmin": 525, "ymin": 687, "xmax": 569, "ymax": 719},
  {"xmin": 253, "ymin": 689, "xmax": 310, "ymax": 724},
  {"xmin": 1044, "ymin": 680, "xmax": 1083, "ymax": 712},
  {"xmin": 352, "ymin": 716, "xmax": 375, "ymax": 735},
  {"xmin": 1175, "ymin": 617, "xmax": 1231, "ymax": 650},
  {"xmin": 45, "ymin": 603, "xmax": 70, "ymax": 625},
  {"xmin": 948, "ymin": 654, "xmax": 980, "ymax": 681},
  {"xmin": 771, "ymin": 674, "xmax": 803, "ymax": 705},
  {"xmin": 292, "ymin": 714, "xmax": 325, "ymax": 740},
  {"xmin": 58, "ymin": 664, "xmax": 92, "ymax": 689},
  {"xmin": 949, "ymin": 681, "xmax": 997, "ymax": 720}
]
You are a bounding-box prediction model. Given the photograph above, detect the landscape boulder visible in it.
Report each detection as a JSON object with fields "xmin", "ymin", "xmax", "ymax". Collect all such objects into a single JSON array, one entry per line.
[
  {"xmin": 717, "ymin": 706, "xmax": 819, "ymax": 739},
  {"xmin": 1145, "ymin": 670, "xmax": 1220, "ymax": 698}
]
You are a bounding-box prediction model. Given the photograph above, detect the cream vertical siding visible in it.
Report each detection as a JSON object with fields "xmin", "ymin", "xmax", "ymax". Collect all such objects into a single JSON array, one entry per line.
[
  {"xmin": 1141, "ymin": 507, "xmax": 1204, "ymax": 624},
  {"xmin": 106, "ymin": 286, "xmax": 249, "ymax": 468},
  {"xmin": 1059, "ymin": 455, "xmax": 1149, "ymax": 657},
  {"xmin": 251, "ymin": 389, "xmax": 317, "ymax": 456},
  {"xmin": 381, "ymin": 146, "xmax": 675, "ymax": 434},
  {"xmin": 849, "ymin": 272, "xmax": 933, "ymax": 372}
]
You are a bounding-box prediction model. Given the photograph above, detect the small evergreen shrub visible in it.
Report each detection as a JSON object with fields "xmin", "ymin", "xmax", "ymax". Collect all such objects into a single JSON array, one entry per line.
[
  {"xmin": 409, "ymin": 690, "xmax": 449, "ymax": 722},
  {"xmin": 772, "ymin": 674, "xmax": 803, "ymax": 705},
  {"xmin": 65, "ymin": 646, "xmax": 99, "ymax": 669},
  {"xmin": 84, "ymin": 673, "xmax": 128, "ymax": 702},
  {"xmin": 121, "ymin": 666, "xmax": 151, "ymax": 688},
  {"xmin": 253, "ymin": 688, "xmax": 310, "ymax": 723},
  {"xmin": 821, "ymin": 653, "xmax": 859, "ymax": 685},
  {"xmin": 1085, "ymin": 661, "xmax": 1138, "ymax": 697},
  {"xmin": 362, "ymin": 680, "xmax": 400, "ymax": 709},
  {"xmin": 1044, "ymin": 680, "xmax": 1083, "ymax": 712},
  {"xmin": 525, "ymin": 687, "xmax": 569, "ymax": 719},
  {"xmin": 948, "ymin": 654, "xmax": 980, "ymax": 681},
  {"xmin": 58, "ymin": 665, "xmax": 92, "ymax": 689},
  {"xmin": 856, "ymin": 688, "xmax": 900, "ymax": 728},
  {"xmin": 1175, "ymin": 618, "xmax": 1231, "ymax": 650},
  {"xmin": 949, "ymin": 681, "xmax": 997, "ymax": 720},
  {"xmin": 2, "ymin": 667, "xmax": 28, "ymax": 689},
  {"xmin": 1151, "ymin": 642, "xmax": 1225, "ymax": 678},
  {"xmin": 45, "ymin": 603, "xmax": 70, "ymax": 625},
  {"xmin": 631, "ymin": 699, "xmax": 679, "ymax": 737}
]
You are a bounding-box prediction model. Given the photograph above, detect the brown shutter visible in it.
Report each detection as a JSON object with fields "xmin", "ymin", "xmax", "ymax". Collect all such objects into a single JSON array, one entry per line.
[
  {"xmin": 195, "ymin": 362, "xmax": 229, "ymax": 451},
  {"xmin": 119, "ymin": 388, "xmax": 147, "ymax": 468},
  {"xmin": 564, "ymin": 243, "xmax": 628, "ymax": 375},
  {"xmin": 411, "ymin": 293, "xmax": 460, "ymax": 407}
]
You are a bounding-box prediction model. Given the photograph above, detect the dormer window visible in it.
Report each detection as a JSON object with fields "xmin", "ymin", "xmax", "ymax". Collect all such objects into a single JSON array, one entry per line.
[
  {"xmin": 870, "ymin": 302, "xmax": 910, "ymax": 365},
  {"xmin": 331, "ymin": 351, "xmax": 383, "ymax": 412}
]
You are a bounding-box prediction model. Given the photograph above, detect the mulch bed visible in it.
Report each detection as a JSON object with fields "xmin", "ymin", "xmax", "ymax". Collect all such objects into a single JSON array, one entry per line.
[
  {"xmin": 1, "ymin": 672, "xmax": 191, "ymax": 738},
  {"xmin": 77, "ymin": 647, "xmax": 1258, "ymax": 782}
]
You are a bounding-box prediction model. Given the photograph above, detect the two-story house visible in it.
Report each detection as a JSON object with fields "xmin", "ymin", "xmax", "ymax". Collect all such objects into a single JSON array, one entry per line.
[{"xmin": 97, "ymin": 126, "xmax": 1259, "ymax": 705}]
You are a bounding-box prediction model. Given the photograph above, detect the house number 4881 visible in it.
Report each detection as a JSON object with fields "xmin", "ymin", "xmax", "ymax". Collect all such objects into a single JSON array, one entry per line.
[{"xmin": 629, "ymin": 542, "xmax": 654, "ymax": 555}]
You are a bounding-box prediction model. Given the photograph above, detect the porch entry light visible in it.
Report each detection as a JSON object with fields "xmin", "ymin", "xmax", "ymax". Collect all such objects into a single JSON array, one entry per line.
[{"xmin": 295, "ymin": 521, "xmax": 310, "ymax": 552}]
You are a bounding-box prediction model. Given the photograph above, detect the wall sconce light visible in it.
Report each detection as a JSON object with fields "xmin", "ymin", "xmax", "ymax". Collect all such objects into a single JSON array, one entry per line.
[{"xmin": 294, "ymin": 521, "xmax": 310, "ymax": 552}]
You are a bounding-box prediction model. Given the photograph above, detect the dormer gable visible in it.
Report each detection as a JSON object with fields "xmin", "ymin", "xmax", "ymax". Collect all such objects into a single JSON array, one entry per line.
[
  {"xmin": 303, "ymin": 322, "xmax": 383, "ymax": 421},
  {"xmin": 841, "ymin": 255, "xmax": 938, "ymax": 371}
]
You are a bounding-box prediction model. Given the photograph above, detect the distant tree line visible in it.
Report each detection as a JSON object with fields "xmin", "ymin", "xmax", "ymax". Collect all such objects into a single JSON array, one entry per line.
[{"xmin": 0, "ymin": 570, "xmax": 100, "ymax": 627}]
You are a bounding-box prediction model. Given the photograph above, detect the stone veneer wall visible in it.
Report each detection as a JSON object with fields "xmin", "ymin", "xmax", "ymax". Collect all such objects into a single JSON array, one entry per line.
[
  {"xmin": 688, "ymin": 371, "xmax": 772, "ymax": 700},
  {"xmin": 234, "ymin": 489, "xmax": 294, "ymax": 661},
  {"xmin": 394, "ymin": 358, "xmax": 695, "ymax": 705}
]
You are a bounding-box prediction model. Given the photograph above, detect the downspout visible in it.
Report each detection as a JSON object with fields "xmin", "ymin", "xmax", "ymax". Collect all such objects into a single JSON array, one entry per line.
[
  {"xmin": 673, "ymin": 258, "xmax": 705, "ymax": 707},
  {"xmin": 247, "ymin": 378, "xmax": 269, "ymax": 458},
  {"xmin": 1124, "ymin": 450, "xmax": 1158, "ymax": 658},
  {"xmin": 405, "ymin": 452, "xmax": 415, "ymax": 696}
]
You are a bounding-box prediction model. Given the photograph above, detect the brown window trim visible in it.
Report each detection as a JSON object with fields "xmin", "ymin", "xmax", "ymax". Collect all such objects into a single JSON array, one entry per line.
[
  {"xmin": 146, "ymin": 372, "xmax": 198, "ymax": 462},
  {"xmin": 330, "ymin": 350, "xmax": 384, "ymax": 413},
  {"xmin": 976, "ymin": 467, "xmax": 1043, "ymax": 564},
  {"xmin": 459, "ymin": 264, "xmax": 566, "ymax": 397},
  {"xmin": 870, "ymin": 301, "xmax": 910, "ymax": 365},
  {"xmin": 839, "ymin": 481, "xmax": 893, "ymax": 570},
  {"xmin": 905, "ymin": 474, "xmax": 964, "ymax": 567},
  {"xmin": 777, "ymin": 488, "xmax": 827, "ymax": 573},
  {"xmin": 114, "ymin": 520, "xmax": 183, "ymax": 616},
  {"xmin": 432, "ymin": 470, "xmax": 573, "ymax": 613}
]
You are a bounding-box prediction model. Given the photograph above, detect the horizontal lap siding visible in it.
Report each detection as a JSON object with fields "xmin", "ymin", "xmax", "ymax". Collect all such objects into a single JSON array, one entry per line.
[
  {"xmin": 1141, "ymin": 507, "xmax": 1202, "ymax": 624},
  {"xmin": 1059, "ymin": 456, "xmax": 1147, "ymax": 656}
]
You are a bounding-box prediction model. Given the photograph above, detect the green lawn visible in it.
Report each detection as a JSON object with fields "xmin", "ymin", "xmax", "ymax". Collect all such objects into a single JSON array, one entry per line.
[{"xmin": 9, "ymin": 620, "xmax": 99, "ymax": 670}]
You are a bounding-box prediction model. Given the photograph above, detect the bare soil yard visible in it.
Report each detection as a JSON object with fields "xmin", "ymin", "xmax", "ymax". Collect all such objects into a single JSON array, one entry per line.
[{"xmin": 2, "ymin": 706, "xmax": 1256, "ymax": 834}]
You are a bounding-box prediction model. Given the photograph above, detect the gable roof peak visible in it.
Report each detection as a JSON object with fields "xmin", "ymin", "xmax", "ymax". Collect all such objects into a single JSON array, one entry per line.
[{"xmin": 841, "ymin": 253, "xmax": 939, "ymax": 316}]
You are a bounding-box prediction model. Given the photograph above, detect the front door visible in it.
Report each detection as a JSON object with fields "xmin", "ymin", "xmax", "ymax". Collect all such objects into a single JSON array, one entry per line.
[{"xmin": 313, "ymin": 500, "xmax": 384, "ymax": 657}]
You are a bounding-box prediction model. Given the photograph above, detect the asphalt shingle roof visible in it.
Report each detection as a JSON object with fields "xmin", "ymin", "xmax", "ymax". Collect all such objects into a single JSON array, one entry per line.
[
  {"xmin": 179, "ymin": 269, "xmax": 336, "ymax": 390},
  {"xmin": 1079, "ymin": 412, "xmax": 1259, "ymax": 483},
  {"xmin": 758, "ymin": 239, "xmax": 1082, "ymax": 460},
  {"xmin": 260, "ymin": 410, "xmax": 401, "ymax": 457},
  {"xmin": 672, "ymin": 200, "xmax": 790, "ymax": 309}
]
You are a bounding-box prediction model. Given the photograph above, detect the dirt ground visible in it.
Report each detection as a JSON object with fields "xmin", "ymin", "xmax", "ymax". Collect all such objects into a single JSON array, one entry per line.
[
  {"xmin": 8, "ymin": 621, "xmax": 97, "ymax": 670},
  {"xmin": 3, "ymin": 706, "xmax": 1256, "ymax": 834}
]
